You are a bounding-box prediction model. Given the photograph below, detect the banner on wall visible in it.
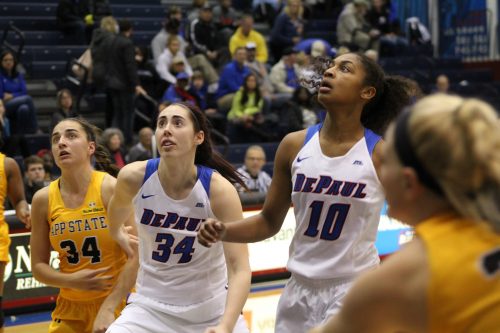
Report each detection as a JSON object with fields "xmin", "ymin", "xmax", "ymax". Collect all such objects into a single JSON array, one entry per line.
[{"xmin": 438, "ymin": 0, "xmax": 490, "ymax": 60}]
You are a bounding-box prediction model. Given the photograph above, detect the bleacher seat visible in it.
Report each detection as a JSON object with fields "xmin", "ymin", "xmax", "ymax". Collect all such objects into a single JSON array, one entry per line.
[
  {"xmin": 0, "ymin": 3, "xmax": 57, "ymax": 17},
  {"xmin": 0, "ymin": 17, "xmax": 58, "ymax": 31},
  {"xmin": 112, "ymin": 5, "xmax": 167, "ymax": 18},
  {"xmin": 22, "ymin": 46, "xmax": 86, "ymax": 62},
  {"xmin": 22, "ymin": 133, "xmax": 51, "ymax": 156},
  {"xmin": 29, "ymin": 61, "xmax": 66, "ymax": 79}
]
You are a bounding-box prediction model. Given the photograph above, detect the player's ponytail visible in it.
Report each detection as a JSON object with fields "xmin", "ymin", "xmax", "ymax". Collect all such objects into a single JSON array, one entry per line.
[{"xmin": 408, "ymin": 94, "xmax": 500, "ymax": 231}]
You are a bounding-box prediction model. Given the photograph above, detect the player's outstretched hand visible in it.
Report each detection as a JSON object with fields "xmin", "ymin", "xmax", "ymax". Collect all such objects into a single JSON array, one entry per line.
[{"xmin": 197, "ymin": 219, "xmax": 226, "ymax": 247}]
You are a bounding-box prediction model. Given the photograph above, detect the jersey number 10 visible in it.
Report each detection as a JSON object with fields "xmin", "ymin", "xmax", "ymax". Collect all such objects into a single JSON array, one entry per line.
[{"xmin": 304, "ymin": 201, "xmax": 350, "ymax": 240}]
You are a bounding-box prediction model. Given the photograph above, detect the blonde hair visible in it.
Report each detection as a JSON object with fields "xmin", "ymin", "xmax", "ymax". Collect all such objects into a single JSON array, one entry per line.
[
  {"xmin": 284, "ymin": 0, "xmax": 304, "ymax": 18},
  {"xmin": 100, "ymin": 16, "xmax": 118, "ymax": 33},
  {"xmin": 409, "ymin": 94, "xmax": 500, "ymax": 230}
]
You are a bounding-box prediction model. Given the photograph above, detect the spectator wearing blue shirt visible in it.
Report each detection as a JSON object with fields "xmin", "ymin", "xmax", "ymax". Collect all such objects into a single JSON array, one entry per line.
[
  {"xmin": 161, "ymin": 72, "xmax": 198, "ymax": 106},
  {"xmin": 216, "ymin": 47, "xmax": 250, "ymax": 113},
  {"xmin": 0, "ymin": 51, "xmax": 39, "ymax": 135}
]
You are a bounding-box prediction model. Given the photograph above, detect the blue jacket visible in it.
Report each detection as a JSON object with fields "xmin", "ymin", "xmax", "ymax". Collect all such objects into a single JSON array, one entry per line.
[
  {"xmin": 270, "ymin": 12, "xmax": 300, "ymax": 47},
  {"xmin": 0, "ymin": 72, "xmax": 28, "ymax": 98},
  {"xmin": 216, "ymin": 61, "xmax": 250, "ymax": 99}
]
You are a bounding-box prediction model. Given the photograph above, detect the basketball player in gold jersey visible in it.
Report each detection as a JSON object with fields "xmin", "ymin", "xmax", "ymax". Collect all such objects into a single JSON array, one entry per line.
[
  {"xmin": 0, "ymin": 140, "xmax": 30, "ymax": 332},
  {"xmin": 311, "ymin": 94, "xmax": 500, "ymax": 333},
  {"xmin": 30, "ymin": 118, "xmax": 138, "ymax": 333}
]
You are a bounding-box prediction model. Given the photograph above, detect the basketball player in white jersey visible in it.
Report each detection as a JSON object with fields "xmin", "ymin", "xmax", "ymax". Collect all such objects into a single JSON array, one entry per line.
[
  {"xmin": 105, "ymin": 103, "xmax": 251, "ymax": 333},
  {"xmin": 198, "ymin": 53, "xmax": 414, "ymax": 332}
]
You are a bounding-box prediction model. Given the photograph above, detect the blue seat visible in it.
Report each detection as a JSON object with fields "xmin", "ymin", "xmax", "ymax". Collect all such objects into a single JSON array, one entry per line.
[
  {"xmin": 22, "ymin": 46, "xmax": 86, "ymax": 62},
  {"xmin": 0, "ymin": 17, "xmax": 58, "ymax": 31},
  {"xmin": 111, "ymin": 5, "xmax": 167, "ymax": 18},
  {"xmin": 132, "ymin": 31, "xmax": 158, "ymax": 46},
  {"xmin": 130, "ymin": 18, "xmax": 163, "ymax": 31},
  {"xmin": 0, "ymin": 3, "xmax": 57, "ymax": 17},
  {"xmin": 30, "ymin": 61, "xmax": 67, "ymax": 79},
  {"xmin": 15, "ymin": 31, "xmax": 69, "ymax": 46}
]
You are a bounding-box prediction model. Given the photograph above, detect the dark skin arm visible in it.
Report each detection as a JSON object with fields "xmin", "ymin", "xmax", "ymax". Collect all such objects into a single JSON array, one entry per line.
[
  {"xmin": 5, "ymin": 157, "xmax": 30, "ymax": 228},
  {"xmin": 198, "ymin": 130, "xmax": 306, "ymax": 246}
]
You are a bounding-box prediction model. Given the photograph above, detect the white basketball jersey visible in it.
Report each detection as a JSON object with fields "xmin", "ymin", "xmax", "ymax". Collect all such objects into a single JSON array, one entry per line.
[
  {"xmin": 289, "ymin": 124, "xmax": 385, "ymax": 279},
  {"xmin": 132, "ymin": 159, "xmax": 227, "ymax": 306}
]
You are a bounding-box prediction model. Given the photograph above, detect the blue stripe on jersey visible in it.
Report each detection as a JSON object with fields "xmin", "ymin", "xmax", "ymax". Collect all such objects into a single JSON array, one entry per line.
[
  {"xmin": 364, "ymin": 128, "xmax": 382, "ymax": 157},
  {"xmin": 303, "ymin": 123, "xmax": 323, "ymax": 146},
  {"xmin": 143, "ymin": 158, "xmax": 160, "ymax": 185},
  {"xmin": 196, "ymin": 165, "xmax": 213, "ymax": 197}
]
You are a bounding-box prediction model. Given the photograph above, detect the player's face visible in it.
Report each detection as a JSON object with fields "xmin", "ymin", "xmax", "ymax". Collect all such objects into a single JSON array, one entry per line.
[
  {"xmin": 51, "ymin": 120, "xmax": 95, "ymax": 168},
  {"xmin": 155, "ymin": 105, "xmax": 204, "ymax": 158},
  {"xmin": 379, "ymin": 125, "xmax": 408, "ymax": 222},
  {"xmin": 317, "ymin": 53, "xmax": 368, "ymax": 107}
]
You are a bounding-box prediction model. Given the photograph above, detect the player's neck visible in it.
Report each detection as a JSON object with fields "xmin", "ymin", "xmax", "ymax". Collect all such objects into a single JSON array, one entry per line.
[
  {"xmin": 60, "ymin": 167, "xmax": 92, "ymax": 194},
  {"xmin": 322, "ymin": 112, "xmax": 364, "ymax": 142},
  {"xmin": 157, "ymin": 159, "xmax": 197, "ymax": 197}
]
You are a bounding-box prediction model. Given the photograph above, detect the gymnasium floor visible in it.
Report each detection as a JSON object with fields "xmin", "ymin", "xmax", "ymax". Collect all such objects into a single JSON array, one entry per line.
[{"xmin": 5, "ymin": 281, "xmax": 286, "ymax": 333}]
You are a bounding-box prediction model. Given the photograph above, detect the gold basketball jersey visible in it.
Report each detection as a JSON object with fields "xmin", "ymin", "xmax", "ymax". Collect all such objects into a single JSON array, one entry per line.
[
  {"xmin": 0, "ymin": 153, "xmax": 6, "ymax": 224},
  {"xmin": 48, "ymin": 171, "xmax": 126, "ymax": 301},
  {"xmin": 416, "ymin": 214, "xmax": 500, "ymax": 333}
]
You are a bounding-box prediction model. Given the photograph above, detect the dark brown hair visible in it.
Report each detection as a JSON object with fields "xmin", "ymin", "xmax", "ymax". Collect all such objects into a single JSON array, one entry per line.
[
  {"xmin": 169, "ymin": 102, "xmax": 246, "ymax": 188},
  {"xmin": 52, "ymin": 117, "xmax": 119, "ymax": 177}
]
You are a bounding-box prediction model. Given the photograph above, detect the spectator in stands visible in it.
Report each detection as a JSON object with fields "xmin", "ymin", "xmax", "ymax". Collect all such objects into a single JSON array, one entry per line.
[
  {"xmin": 230, "ymin": 14, "xmax": 269, "ymax": 64},
  {"xmin": 269, "ymin": 0, "xmax": 304, "ymax": 60},
  {"xmin": 337, "ymin": 0, "xmax": 380, "ymax": 52},
  {"xmin": 245, "ymin": 42, "xmax": 274, "ymax": 97},
  {"xmin": 252, "ymin": 0, "xmax": 280, "ymax": 25},
  {"xmin": 235, "ymin": 145, "xmax": 272, "ymax": 193},
  {"xmin": 0, "ymin": 51, "xmax": 39, "ymax": 135},
  {"xmin": 90, "ymin": 15, "xmax": 118, "ymax": 91},
  {"xmin": 56, "ymin": 0, "xmax": 91, "ymax": 44},
  {"xmin": 23, "ymin": 155, "xmax": 49, "ymax": 204},
  {"xmin": 190, "ymin": 3, "xmax": 229, "ymax": 67},
  {"xmin": 0, "ymin": 100, "xmax": 10, "ymax": 141},
  {"xmin": 269, "ymin": 47, "xmax": 300, "ymax": 97},
  {"xmin": 51, "ymin": 89, "xmax": 78, "ymax": 133},
  {"xmin": 87, "ymin": 0, "xmax": 112, "ymax": 27},
  {"xmin": 151, "ymin": 11, "xmax": 189, "ymax": 65},
  {"xmin": 187, "ymin": 0, "xmax": 208, "ymax": 23},
  {"xmin": 366, "ymin": 0, "xmax": 407, "ymax": 57},
  {"xmin": 135, "ymin": 47, "xmax": 165, "ymax": 99},
  {"xmin": 161, "ymin": 72, "xmax": 198, "ymax": 106},
  {"xmin": 100, "ymin": 128, "xmax": 127, "ymax": 169},
  {"xmin": 126, "ymin": 127, "xmax": 154, "ymax": 163},
  {"xmin": 216, "ymin": 47, "xmax": 251, "ymax": 113},
  {"xmin": 37, "ymin": 149, "xmax": 58, "ymax": 181},
  {"xmin": 434, "ymin": 74, "xmax": 451, "ymax": 94},
  {"xmin": 284, "ymin": 86, "xmax": 318, "ymax": 132},
  {"xmin": 295, "ymin": 39, "xmax": 333, "ymax": 58},
  {"xmin": 156, "ymin": 35, "xmax": 194, "ymax": 85},
  {"xmin": 106, "ymin": 19, "xmax": 147, "ymax": 146},
  {"xmin": 212, "ymin": 0, "xmax": 240, "ymax": 45},
  {"xmin": 227, "ymin": 73, "xmax": 270, "ymax": 143}
]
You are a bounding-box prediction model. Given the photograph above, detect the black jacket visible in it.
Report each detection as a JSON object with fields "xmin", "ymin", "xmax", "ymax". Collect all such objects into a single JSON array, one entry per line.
[{"xmin": 106, "ymin": 34, "xmax": 139, "ymax": 92}]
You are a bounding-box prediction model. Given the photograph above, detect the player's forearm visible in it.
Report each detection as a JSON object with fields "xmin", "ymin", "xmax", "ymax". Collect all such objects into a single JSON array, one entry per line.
[
  {"xmin": 224, "ymin": 213, "xmax": 281, "ymax": 243},
  {"xmin": 32, "ymin": 262, "xmax": 73, "ymax": 289},
  {"xmin": 220, "ymin": 269, "xmax": 251, "ymax": 330},
  {"xmin": 100, "ymin": 253, "xmax": 139, "ymax": 312}
]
